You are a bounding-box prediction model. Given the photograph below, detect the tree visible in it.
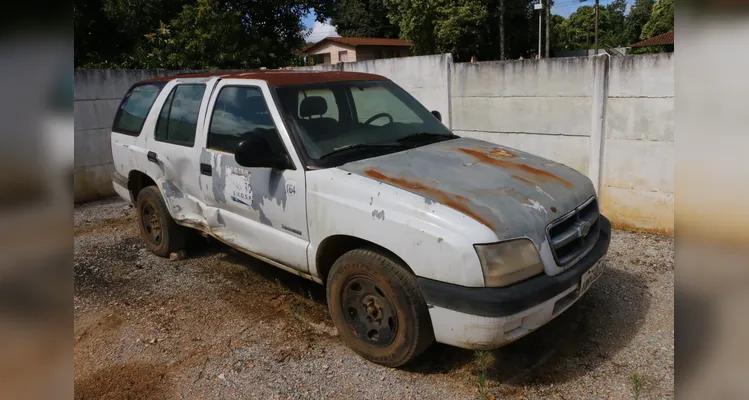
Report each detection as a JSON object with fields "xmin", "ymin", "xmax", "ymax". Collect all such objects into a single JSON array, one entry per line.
[
  {"xmin": 624, "ymin": 0, "xmax": 655, "ymax": 44},
  {"xmin": 75, "ymin": 0, "xmax": 336, "ymax": 69},
  {"xmin": 555, "ymin": 6, "xmax": 599, "ymax": 50},
  {"xmin": 641, "ymin": 0, "xmax": 673, "ymax": 39},
  {"xmin": 602, "ymin": 0, "xmax": 627, "ymax": 47},
  {"xmin": 331, "ymin": 0, "xmax": 399, "ymax": 38},
  {"xmin": 550, "ymin": 14, "xmax": 567, "ymax": 51},
  {"xmin": 385, "ymin": 0, "xmax": 487, "ymax": 59}
]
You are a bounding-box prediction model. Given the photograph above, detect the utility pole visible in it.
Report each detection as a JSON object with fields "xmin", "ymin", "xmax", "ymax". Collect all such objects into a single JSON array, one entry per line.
[
  {"xmin": 594, "ymin": 0, "xmax": 599, "ymax": 54},
  {"xmin": 535, "ymin": 1, "xmax": 543, "ymax": 58},
  {"xmin": 499, "ymin": 0, "xmax": 505, "ymax": 60},
  {"xmin": 545, "ymin": 0, "xmax": 550, "ymax": 58}
]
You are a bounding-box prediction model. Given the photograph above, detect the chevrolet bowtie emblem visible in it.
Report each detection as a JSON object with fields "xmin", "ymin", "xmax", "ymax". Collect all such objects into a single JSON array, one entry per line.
[{"xmin": 577, "ymin": 220, "xmax": 592, "ymax": 238}]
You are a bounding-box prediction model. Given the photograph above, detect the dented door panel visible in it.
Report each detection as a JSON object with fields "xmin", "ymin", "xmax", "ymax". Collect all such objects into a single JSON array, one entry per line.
[
  {"xmin": 197, "ymin": 79, "xmax": 309, "ymax": 272},
  {"xmin": 142, "ymin": 78, "xmax": 216, "ymax": 229}
]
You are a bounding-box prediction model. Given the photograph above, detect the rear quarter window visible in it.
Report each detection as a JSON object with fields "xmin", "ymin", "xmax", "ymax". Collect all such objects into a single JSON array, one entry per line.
[{"xmin": 112, "ymin": 82, "xmax": 166, "ymax": 135}]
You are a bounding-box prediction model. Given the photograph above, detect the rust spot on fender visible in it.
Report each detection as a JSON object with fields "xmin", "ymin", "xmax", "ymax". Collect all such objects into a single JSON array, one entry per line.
[
  {"xmin": 551, "ymin": 207, "xmax": 558, "ymax": 213},
  {"xmin": 363, "ymin": 169, "xmax": 495, "ymax": 231},
  {"xmin": 455, "ymin": 147, "xmax": 573, "ymax": 189}
]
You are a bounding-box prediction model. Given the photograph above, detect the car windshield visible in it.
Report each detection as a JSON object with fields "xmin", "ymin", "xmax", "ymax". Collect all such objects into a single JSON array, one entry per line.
[{"xmin": 274, "ymin": 80, "xmax": 455, "ymax": 166}]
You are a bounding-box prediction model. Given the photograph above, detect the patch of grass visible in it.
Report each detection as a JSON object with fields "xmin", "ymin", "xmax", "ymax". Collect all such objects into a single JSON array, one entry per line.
[
  {"xmin": 111, "ymin": 265, "xmax": 124, "ymax": 279},
  {"xmin": 630, "ymin": 372, "xmax": 642, "ymax": 400},
  {"xmin": 474, "ymin": 350, "xmax": 493, "ymax": 400}
]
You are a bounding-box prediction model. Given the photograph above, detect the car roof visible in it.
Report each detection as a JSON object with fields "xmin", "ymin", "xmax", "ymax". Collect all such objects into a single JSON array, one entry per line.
[{"xmin": 139, "ymin": 70, "xmax": 389, "ymax": 87}]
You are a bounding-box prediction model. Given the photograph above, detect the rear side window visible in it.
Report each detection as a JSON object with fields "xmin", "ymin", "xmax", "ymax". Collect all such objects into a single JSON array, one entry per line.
[
  {"xmin": 112, "ymin": 83, "xmax": 166, "ymax": 135},
  {"xmin": 155, "ymin": 84, "xmax": 206, "ymax": 147},
  {"xmin": 207, "ymin": 86, "xmax": 282, "ymax": 154}
]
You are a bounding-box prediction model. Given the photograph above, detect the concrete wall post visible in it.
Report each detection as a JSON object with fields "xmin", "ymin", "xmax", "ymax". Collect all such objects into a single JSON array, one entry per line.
[{"xmin": 588, "ymin": 54, "xmax": 609, "ymax": 195}]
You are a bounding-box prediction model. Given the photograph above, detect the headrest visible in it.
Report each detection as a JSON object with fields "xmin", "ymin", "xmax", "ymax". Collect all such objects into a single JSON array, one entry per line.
[{"xmin": 299, "ymin": 96, "xmax": 328, "ymax": 118}]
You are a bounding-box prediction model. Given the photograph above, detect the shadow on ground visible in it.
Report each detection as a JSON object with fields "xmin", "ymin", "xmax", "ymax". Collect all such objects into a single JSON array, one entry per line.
[{"xmin": 406, "ymin": 267, "xmax": 651, "ymax": 387}]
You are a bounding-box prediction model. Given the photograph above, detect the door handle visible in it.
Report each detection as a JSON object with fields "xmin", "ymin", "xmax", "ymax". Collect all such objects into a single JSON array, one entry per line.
[
  {"xmin": 147, "ymin": 151, "xmax": 158, "ymax": 164},
  {"xmin": 200, "ymin": 163, "xmax": 212, "ymax": 176}
]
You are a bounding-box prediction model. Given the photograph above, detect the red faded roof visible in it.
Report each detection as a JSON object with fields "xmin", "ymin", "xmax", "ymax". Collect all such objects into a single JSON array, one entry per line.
[
  {"xmin": 140, "ymin": 70, "xmax": 388, "ymax": 87},
  {"xmin": 631, "ymin": 31, "xmax": 674, "ymax": 48},
  {"xmin": 301, "ymin": 36, "xmax": 411, "ymax": 54}
]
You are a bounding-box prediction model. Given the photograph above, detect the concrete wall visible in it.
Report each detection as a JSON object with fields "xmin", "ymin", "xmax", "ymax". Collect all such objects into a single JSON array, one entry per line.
[
  {"xmin": 74, "ymin": 69, "xmax": 170, "ymax": 202},
  {"xmin": 340, "ymin": 54, "xmax": 452, "ymax": 128},
  {"xmin": 451, "ymin": 57, "xmax": 594, "ymax": 174},
  {"xmin": 74, "ymin": 53, "xmax": 673, "ymax": 235},
  {"xmin": 600, "ymin": 54, "xmax": 674, "ymax": 234},
  {"xmin": 450, "ymin": 54, "xmax": 673, "ymax": 234}
]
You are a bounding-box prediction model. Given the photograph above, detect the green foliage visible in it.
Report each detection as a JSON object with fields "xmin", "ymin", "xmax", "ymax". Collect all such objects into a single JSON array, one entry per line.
[
  {"xmin": 385, "ymin": 0, "xmax": 487, "ymax": 58},
  {"xmin": 331, "ymin": 0, "xmax": 399, "ymax": 38},
  {"xmin": 75, "ymin": 0, "xmax": 333, "ymax": 69},
  {"xmin": 623, "ymin": 0, "xmax": 655, "ymax": 44},
  {"xmin": 641, "ymin": 0, "xmax": 674, "ymax": 39},
  {"xmin": 385, "ymin": 0, "xmax": 539, "ymax": 60},
  {"xmin": 552, "ymin": 1, "xmax": 629, "ymax": 52}
]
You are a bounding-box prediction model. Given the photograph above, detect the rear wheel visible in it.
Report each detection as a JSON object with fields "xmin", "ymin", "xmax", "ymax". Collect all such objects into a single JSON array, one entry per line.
[
  {"xmin": 326, "ymin": 249, "xmax": 434, "ymax": 367},
  {"xmin": 136, "ymin": 186, "xmax": 187, "ymax": 257}
]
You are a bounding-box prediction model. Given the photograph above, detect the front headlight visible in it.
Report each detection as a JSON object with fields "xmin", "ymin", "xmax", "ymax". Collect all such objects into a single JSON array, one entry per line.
[{"xmin": 474, "ymin": 239, "xmax": 544, "ymax": 287}]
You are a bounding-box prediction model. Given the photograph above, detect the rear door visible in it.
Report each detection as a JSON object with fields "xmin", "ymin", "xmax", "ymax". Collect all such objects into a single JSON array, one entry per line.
[
  {"xmin": 198, "ymin": 79, "xmax": 310, "ymax": 273},
  {"xmin": 141, "ymin": 77, "xmax": 216, "ymax": 226}
]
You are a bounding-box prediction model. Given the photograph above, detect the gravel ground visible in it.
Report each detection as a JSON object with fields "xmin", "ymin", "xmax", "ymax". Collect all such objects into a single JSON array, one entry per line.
[{"xmin": 74, "ymin": 198, "xmax": 674, "ymax": 399}]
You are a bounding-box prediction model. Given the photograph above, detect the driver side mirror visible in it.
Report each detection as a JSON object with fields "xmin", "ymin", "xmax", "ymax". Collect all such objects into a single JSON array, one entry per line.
[
  {"xmin": 235, "ymin": 137, "xmax": 294, "ymax": 170},
  {"xmin": 431, "ymin": 110, "xmax": 442, "ymax": 122}
]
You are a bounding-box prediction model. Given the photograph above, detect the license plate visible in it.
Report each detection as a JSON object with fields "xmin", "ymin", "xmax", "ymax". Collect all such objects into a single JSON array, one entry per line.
[{"xmin": 579, "ymin": 258, "xmax": 605, "ymax": 295}]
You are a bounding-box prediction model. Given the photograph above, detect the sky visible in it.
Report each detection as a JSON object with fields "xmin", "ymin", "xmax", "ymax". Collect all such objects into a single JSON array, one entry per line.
[
  {"xmin": 301, "ymin": 0, "xmax": 635, "ymax": 39},
  {"xmin": 302, "ymin": 13, "xmax": 339, "ymax": 43}
]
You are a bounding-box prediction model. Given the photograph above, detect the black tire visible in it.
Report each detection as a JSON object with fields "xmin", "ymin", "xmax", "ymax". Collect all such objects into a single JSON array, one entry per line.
[
  {"xmin": 136, "ymin": 185, "xmax": 187, "ymax": 257},
  {"xmin": 326, "ymin": 249, "xmax": 434, "ymax": 367}
]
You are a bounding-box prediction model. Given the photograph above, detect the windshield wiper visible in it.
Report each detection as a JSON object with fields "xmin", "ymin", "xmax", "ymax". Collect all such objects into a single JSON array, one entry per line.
[
  {"xmin": 396, "ymin": 132, "xmax": 459, "ymax": 144},
  {"xmin": 319, "ymin": 143, "xmax": 405, "ymax": 160}
]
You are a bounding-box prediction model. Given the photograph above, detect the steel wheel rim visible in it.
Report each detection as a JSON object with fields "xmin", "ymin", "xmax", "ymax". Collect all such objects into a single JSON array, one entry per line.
[
  {"xmin": 141, "ymin": 202, "xmax": 162, "ymax": 245},
  {"xmin": 341, "ymin": 276, "xmax": 398, "ymax": 346}
]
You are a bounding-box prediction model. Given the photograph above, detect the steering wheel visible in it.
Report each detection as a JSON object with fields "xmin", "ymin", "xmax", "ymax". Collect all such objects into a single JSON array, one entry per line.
[{"xmin": 363, "ymin": 112, "xmax": 394, "ymax": 126}]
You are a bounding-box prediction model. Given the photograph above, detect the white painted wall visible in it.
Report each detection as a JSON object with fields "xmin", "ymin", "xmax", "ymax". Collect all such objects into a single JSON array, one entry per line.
[
  {"xmin": 74, "ymin": 69, "xmax": 171, "ymax": 202},
  {"xmin": 340, "ymin": 54, "xmax": 452, "ymax": 128},
  {"xmin": 601, "ymin": 54, "xmax": 674, "ymax": 233},
  {"xmin": 450, "ymin": 57, "xmax": 595, "ymax": 174},
  {"xmin": 74, "ymin": 53, "xmax": 674, "ymax": 234},
  {"xmin": 449, "ymin": 54, "xmax": 673, "ymax": 234}
]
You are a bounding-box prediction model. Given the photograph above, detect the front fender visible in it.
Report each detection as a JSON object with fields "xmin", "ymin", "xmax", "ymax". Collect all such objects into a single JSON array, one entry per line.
[{"xmin": 306, "ymin": 168, "xmax": 496, "ymax": 287}]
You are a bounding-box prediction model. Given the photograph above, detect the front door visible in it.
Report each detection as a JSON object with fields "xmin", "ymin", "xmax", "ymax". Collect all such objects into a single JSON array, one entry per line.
[{"xmin": 198, "ymin": 79, "xmax": 309, "ymax": 272}]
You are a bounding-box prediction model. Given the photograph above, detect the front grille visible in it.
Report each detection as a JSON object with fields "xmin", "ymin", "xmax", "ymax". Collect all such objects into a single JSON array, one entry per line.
[{"xmin": 547, "ymin": 197, "xmax": 600, "ymax": 266}]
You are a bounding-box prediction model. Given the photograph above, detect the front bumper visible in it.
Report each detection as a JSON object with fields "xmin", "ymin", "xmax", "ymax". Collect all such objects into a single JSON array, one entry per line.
[{"xmin": 419, "ymin": 216, "xmax": 611, "ymax": 349}]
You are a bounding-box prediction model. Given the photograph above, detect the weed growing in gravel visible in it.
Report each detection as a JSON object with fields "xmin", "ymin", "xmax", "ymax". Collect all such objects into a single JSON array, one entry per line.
[
  {"xmin": 474, "ymin": 350, "xmax": 494, "ymax": 400},
  {"xmin": 630, "ymin": 372, "xmax": 642, "ymax": 400},
  {"xmin": 111, "ymin": 265, "xmax": 124, "ymax": 279}
]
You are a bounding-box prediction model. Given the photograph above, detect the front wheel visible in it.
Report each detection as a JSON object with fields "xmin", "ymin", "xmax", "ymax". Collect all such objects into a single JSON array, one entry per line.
[{"xmin": 326, "ymin": 249, "xmax": 434, "ymax": 367}]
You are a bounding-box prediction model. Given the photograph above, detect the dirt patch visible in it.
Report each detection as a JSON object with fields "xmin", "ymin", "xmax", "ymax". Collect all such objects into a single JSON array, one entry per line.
[
  {"xmin": 75, "ymin": 363, "xmax": 170, "ymax": 400},
  {"xmin": 74, "ymin": 198, "xmax": 674, "ymax": 399}
]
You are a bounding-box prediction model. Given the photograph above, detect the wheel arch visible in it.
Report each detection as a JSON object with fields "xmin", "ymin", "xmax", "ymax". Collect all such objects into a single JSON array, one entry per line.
[
  {"xmin": 315, "ymin": 234, "xmax": 415, "ymax": 285},
  {"xmin": 127, "ymin": 169, "xmax": 157, "ymax": 202}
]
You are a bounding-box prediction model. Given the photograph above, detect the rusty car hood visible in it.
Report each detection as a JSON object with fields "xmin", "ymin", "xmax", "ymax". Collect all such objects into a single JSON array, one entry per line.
[{"xmin": 339, "ymin": 137, "xmax": 596, "ymax": 242}]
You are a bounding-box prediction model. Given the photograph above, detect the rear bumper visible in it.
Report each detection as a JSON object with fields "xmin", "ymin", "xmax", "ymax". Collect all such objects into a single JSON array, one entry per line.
[
  {"xmin": 111, "ymin": 171, "xmax": 132, "ymax": 203},
  {"xmin": 420, "ymin": 216, "xmax": 611, "ymax": 349}
]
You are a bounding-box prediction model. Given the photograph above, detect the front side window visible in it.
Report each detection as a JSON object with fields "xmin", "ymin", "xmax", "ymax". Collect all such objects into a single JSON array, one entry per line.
[
  {"xmin": 155, "ymin": 84, "xmax": 206, "ymax": 147},
  {"xmin": 274, "ymin": 80, "xmax": 453, "ymax": 166},
  {"xmin": 207, "ymin": 86, "xmax": 284, "ymax": 154},
  {"xmin": 112, "ymin": 82, "xmax": 166, "ymax": 135}
]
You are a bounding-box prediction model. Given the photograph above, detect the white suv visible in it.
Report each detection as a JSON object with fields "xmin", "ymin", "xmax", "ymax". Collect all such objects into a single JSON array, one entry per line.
[{"xmin": 111, "ymin": 70, "xmax": 610, "ymax": 367}]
